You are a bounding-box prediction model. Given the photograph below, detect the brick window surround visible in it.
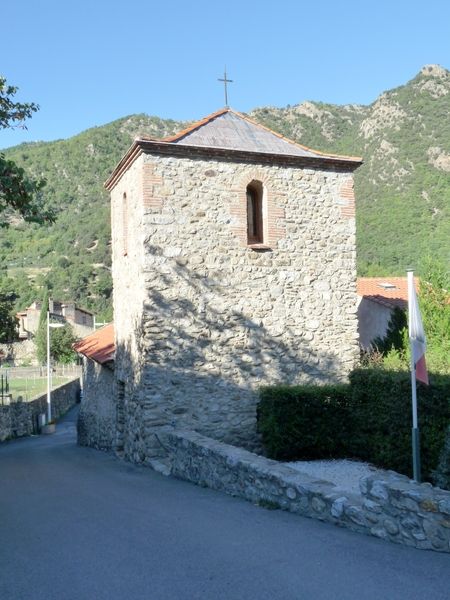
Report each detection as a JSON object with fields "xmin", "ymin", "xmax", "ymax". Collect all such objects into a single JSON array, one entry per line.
[
  {"xmin": 338, "ymin": 178, "xmax": 356, "ymax": 219},
  {"xmin": 230, "ymin": 171, "xmax": 286, "ymax": 248},
  {"xmin": 122, "ymin": 192, "xmax": 128, "ymax": 256}
]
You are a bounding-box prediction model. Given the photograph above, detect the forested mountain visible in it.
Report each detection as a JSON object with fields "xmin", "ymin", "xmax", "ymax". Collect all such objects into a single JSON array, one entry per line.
[
  {"xmin": 1, "ymin": 65, "xmax": 449, "ymax": 318},
  {"xmin": 251, "ymin": 64, "xmax": 450, "ymax": 276},
  {"xmin": 0, "ymin": 115, "xmax": 185, "ymax": 319}
]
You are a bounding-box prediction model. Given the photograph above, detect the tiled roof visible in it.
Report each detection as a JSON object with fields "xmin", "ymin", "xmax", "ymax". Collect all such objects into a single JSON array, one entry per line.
[
  {"xmin": 73, "ymin": 323, "xmax": 115, "ymax": 365},
  {"xmin": 357, "ymin": 277, "xmax": 419, "ymax": 309},
  {"xmin": 160, "ymin": 108, "xmax": 362, "ymax": 161},
  {"xmin": 105, "ymin": 107, "xmax": 362, "ymax": 191}
]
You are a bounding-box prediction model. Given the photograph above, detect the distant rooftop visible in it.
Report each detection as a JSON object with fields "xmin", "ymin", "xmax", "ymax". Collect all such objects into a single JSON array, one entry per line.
[
  {"xmin": 357, "ymin": 277, "xmax": 418, "ymax": 309},
  {"xmin": 25, "ymin": 299, "xmax": 94, "ymax": 315}
]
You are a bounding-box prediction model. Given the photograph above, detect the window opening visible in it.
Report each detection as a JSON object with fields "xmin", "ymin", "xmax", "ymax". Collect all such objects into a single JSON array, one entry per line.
[{"xmin": 246, "ymin": 182, "xmax": 263, "ymax": 244}]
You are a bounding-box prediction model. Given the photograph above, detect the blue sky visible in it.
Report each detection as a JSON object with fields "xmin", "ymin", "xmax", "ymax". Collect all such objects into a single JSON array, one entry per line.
[{"xmin": 2, "ymin": 0, "xmax": 450, "ymax": 149}]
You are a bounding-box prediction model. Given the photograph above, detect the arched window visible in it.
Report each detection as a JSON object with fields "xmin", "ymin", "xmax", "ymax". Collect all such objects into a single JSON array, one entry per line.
[{"xmin": 246, "ymin": 181, "xmax": 264, "ymax": 244}]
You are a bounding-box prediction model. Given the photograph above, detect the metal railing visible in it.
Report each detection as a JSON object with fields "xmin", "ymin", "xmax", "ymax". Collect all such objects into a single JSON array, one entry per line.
[{"xmin": 1, "ymin": 364, "xmax": 81, "ymax": 379}]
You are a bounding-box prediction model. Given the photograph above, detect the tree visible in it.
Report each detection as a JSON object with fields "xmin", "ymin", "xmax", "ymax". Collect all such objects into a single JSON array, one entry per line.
[
  {"xmin": 0, "ymin": 76, "xmax": 54, "ymax": 226},
  {"xmin": 370, "ymin": 259, "xmax": 450, "ymax": 374},
  {"xmin": 419, "ymin": 259, "xmax": 450, "ymax": 373},
  {"xmin": 373, "ymin": 306, "xmax": 407, "ymax": 355},
  {"xmin": 0, "ymin": 291, "xmax": 16, "ymax": 343},
  {"xmin": 50, "ymin": 324, "xmax": 77, "ymax": 364},
  {"xmin": 35, "ymin": 290, "xmax": 49, "ymax": 364}
]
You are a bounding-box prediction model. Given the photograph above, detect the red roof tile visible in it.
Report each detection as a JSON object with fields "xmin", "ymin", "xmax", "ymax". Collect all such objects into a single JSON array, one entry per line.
[
  {"xmin": 73, "ymin": 323, "xmax": 115, "ymax": 364},
  {"xmin": 357, "ymin": 277, "xmax": 418, "ymax": 309}
]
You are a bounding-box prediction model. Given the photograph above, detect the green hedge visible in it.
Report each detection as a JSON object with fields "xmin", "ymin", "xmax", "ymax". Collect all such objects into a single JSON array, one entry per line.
[
  {"xmin": 257, "ymin": 385, "xmax": 352, "ymax": 461},
  {"xmin": 348, "ymin": 370, "xmax": 450, "ymax": 480},
  {"xmin": 257, "ymin": 369, "xmax": 450, "ymax": 484},
  {"xmin": 433, "ymin": 425, "xmax": 450, "ymax": 490}
]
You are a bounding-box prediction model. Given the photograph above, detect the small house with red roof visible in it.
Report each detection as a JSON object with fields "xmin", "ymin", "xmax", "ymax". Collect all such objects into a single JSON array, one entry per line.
[
  {"xmin": 357, "ymin": 277, "xmax": 417, "ymax": 349},
  {"xmin": 80, "ymin": 107, "xmax": 362, "ymax": 458}
]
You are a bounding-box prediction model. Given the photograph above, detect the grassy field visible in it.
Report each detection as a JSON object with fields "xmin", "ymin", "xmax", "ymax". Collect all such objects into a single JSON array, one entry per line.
[{"xmin": 3, "ymin": 377, "xmax": 73, "ymax": 402}]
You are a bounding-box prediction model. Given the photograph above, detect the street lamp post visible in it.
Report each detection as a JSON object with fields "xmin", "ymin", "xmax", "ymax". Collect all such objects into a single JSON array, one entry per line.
[{"xmin": 46, "ymin": 311, "xmax": 64, "ymax": 424}]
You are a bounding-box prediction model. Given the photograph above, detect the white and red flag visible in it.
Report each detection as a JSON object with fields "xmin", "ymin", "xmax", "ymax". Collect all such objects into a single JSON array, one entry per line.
[{"xmin": 407, "ymin": 271, "xmax": 429, "ymax": 385}]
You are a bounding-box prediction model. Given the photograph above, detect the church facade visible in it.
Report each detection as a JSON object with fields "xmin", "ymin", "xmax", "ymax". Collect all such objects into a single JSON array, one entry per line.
[{"xmin": 98, "ymin": 108, "xmax": 361, "ymax": 459}]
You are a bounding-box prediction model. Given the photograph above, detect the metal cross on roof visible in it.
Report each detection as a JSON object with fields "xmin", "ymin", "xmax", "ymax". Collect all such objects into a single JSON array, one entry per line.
[{"xmin": 218, "ymin": 67, "xmax": 233, "ymax": 107}]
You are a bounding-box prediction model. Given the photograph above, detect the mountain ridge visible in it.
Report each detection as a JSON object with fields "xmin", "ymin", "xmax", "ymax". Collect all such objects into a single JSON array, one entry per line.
[{"xmin": 1, "ymin": 65, "xmax": 449, "ymax": 318}]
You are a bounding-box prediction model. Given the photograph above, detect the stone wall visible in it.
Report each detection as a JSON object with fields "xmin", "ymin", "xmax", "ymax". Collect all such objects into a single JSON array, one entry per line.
[
  {"xmin": 77, "ymin": 358, "xmax": 115, "ymax": 451},
  {"xmin": 0, "ymin": 378, "xmax": 80, "ymax": 442},
  {"xmin": 111, "ymin": 152, "xmax": 359, "ymax": 455},
  {"xmin": 0, "ymin": 340, "xmax": 38, "ymax": 366},
  {"xmin": 145, "ymin": 426, "xmax": 450, "ymax": 553}
]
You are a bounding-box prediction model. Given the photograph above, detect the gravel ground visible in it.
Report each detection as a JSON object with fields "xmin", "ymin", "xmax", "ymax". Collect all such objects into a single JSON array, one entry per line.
[{"xmin": 286, "ymin": 459, "xmax": 386, "ymax": 495}]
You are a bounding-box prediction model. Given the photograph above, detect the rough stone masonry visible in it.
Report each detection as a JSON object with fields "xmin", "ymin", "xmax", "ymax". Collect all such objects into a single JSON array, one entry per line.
[{"xmin": 104, "ymin": 109, "xmax": 362, "ymax": 460}]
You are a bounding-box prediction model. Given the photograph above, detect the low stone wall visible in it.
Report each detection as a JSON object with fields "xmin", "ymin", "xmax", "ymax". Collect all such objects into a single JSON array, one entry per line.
[
  {"xmin": 145, "ymin": 427, "xmax": 450, "ymax": 553},
  {"xmin": 0, "ymin": 378, "xmax": 80, "ymax": 442}
]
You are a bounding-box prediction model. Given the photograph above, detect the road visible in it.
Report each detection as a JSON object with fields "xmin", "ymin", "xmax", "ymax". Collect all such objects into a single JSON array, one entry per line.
[{"xmin": 0, "ymin": 407, "xmax": 448, "ymax": 600}]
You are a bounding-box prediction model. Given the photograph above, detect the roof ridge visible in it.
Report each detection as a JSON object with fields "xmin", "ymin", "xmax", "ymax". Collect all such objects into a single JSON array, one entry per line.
[{"xmin": 161, "ymin": 107, "xmax": 230, "ymax": 143}]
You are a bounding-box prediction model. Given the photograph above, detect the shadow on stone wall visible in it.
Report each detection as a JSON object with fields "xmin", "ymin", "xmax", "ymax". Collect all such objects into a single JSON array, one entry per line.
[
  {"xmin": 113, "ymin": 247, "xmax": 352, "ymax": 456},
  {"xmin": 140, "ymin": 245, "xmax": 350, "ymax": 381}
]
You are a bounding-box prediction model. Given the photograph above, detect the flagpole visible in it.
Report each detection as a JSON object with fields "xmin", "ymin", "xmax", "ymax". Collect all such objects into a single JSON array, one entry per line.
[{"xmin": 407, "ymin": 270, "xmax": 421, "ymax": 483}]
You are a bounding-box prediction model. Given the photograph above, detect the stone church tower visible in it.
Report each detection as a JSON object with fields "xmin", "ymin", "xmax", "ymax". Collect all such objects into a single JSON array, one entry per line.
[{"xmin": 105, "ymin": 108, "xmax": 362, "ymax": 457}]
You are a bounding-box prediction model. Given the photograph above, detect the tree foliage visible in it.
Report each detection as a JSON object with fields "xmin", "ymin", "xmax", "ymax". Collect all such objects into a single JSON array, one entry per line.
[
  {"xmin": 419, "ymin": 258, "xmax": 450, "ymax": 373},
  {"xmin": 0, "ymin": 280, "xmax": 17, "ymax": 343},
  {"xmin": 35, "ymin": 290, "xmax": 49, "ymax": 364},
  {"xmin": 0, "ymin": 76, "xmax": 54, "ymax": 227},
  {"xmin": 365, "ymin": 259, "xmax": 450, "ymax": 374},
  {"xmin": 49, "ymin": 324, "xmax": 77, "ymax": 364},
  {"xmin": 373, "ymin": 306, "xmax": 408, "ymax": 354}
]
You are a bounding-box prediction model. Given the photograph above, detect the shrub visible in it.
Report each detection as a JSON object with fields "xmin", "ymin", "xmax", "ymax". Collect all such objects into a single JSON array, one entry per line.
[
  {"xmin": 349, "ymin": 369, "xmax": 450, "ymax": 480},
  {"xmin": 257, "ymin": 385, "xmax": 352, "ymax": 461},
  {"xmin": 433, "ymin": 425, "xmax": 450, "ymax": 490},
  {"xmin": 257, "ymin": 369, "xmax": 450, "ymax": 483}
]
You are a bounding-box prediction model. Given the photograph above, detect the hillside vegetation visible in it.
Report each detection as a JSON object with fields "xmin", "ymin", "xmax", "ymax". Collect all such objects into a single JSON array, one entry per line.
[{"xmin": 1, "ymin": 65, "xmax": 449, "ymax": 317}]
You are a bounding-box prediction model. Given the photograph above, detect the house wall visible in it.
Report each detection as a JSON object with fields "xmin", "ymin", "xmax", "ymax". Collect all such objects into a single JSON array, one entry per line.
[
  {"xmin": 20, "ymin": 305, "xmax": 94, "ymax": 340},
  {"xmin": 73, "ymin": 308, "xmax": 94, "ymax": 328},
  {"xmin": 110, "ymin": 152, "xmax": 359, "ymax": 457},
  {"xmin": 77, "ymin": 357, "xmax": 115, "ymax": 451},
  {"xmin": 24, "ymin": 308, "xmax": 40, "ymax": 336},
  {"xmin": 71, "ymin": 322, "xmax": 95, "ymax": 339},
  {"xmin": 357, "ymin": 297, "xmax": 393, "ymax": 350},
  {"xmin": 111, "ymin": 155, "xmax": 149, "ymax": 462}
]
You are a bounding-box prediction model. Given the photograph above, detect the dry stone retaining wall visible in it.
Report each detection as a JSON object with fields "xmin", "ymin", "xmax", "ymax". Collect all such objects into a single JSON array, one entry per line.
[
  {"xmin": 145, "ymin": 427, "xmax": 450, "ymax": 553},
  {"xmin": 0, "ymin": 378, "xmax": 80, "ymax": 442},
  {"xmin": 0, "ymin": 340, "xmax": 38, "ymax": 366}
]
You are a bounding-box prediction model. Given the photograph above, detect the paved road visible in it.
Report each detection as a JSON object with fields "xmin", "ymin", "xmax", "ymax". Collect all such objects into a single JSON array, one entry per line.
[{"xmin": 1, "ymin": 408, "xmax": 449, "ymax": 600}]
